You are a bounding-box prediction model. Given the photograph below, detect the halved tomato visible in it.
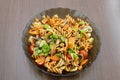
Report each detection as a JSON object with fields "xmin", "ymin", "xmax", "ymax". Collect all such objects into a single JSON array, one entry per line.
[
  {"xmin": 30, "ymin": 45, "xmax": 34, "ymax": 54},
  {"xmin": 35, "ymin": 56, "xmax": 46, "ymax": 67},
  {"xmin": 66, "ymin": 53, "xmax": 72, "ymax": 59},
  {"xmin": 79, "ymin": 50, "xmax": 88, "ymax": 59}
]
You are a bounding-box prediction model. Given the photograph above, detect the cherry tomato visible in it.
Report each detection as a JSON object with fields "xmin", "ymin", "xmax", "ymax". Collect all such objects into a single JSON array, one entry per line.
[
  {"xmin": 30, "ymin": 45, "xmax": 34, "ymax": 54},
  {"xmin": 66, "ymin": 54, "xmax": 72, "ymax": 59},
  {"xmin": 79, "ymin": 50, "xmax": 88, "ymax": 59},
  {"xmin": 35, "ymin": 56, "xmax": 46, "ymax": 67}
]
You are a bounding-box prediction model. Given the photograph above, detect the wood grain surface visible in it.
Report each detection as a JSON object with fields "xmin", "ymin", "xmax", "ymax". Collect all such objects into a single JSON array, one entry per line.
[{"xmin": 0, "ymin": 0, "xmax": 120, "ymax": 80}]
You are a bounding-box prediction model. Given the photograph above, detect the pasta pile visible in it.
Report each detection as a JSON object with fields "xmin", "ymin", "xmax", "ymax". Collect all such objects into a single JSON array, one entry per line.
[{"xmin": 28, "ymin": 15, "xmax": 94, "ymax": 74}]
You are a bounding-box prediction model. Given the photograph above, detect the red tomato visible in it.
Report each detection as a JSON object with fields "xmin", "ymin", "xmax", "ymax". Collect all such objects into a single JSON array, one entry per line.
[
  {"xmin": 30, "ymin": 45, "xmax": 34, "ymax": 54},
  {"xmin": 66, "ymin": 54, "xmax": 72, "ymax": 59},
  {"xmin": 79, "ymin": 50, "xmax": 88, "ymax": 59},
  {"xmin": 35, "ymin": 56, "xmax": 46, "ymax": 67}
]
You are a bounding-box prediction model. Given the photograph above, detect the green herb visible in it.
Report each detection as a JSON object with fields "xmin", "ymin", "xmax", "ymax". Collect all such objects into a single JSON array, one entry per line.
[
  {"xmin": 50, "ymin": 33, "xmax": 58, "ymax": 39},
  {"xmin": 79, "ymin": 34, "xmax": 83, "ymax": 39},
  {"xmin": 77, "ymin": 46, "xmax": 81, "ymax": 50},
  {"xmin": 72, "ymin": 53, "xmax": 78, "ymax": 58},
  {"xmin": 34, "ymin": 47, "xmax": 42, "ymax": 56},
  {"xmin": 43, "ymin": 24, "xmax": 52, "ymax": 32},
  {"xmin": 74, "ymin": 27, "xmax": 78, "ymax": 32},
  {"xmin": 49, "ymin": 42, "xmax": 55, "ymax": 48},
  {"xmin": 34, "ymin": 47, "xmax": 39, "ymax": 51},
  {"xmin": 56, "ymin": 53, "xmax": 62, "ymax": 57},
  {"xmin": 68, "ymin": 48, "xmax": 78, "ymax": 59},
  {"xmin": 79, "ymin": 29, "xmax": 86, "ymax": 39},
  {"xmin": 80, "ymin": 29, "xmax": 87, "ymax": 33},
  {"xmin": 68, "ymin": 48, "xmax": 75, "ymax": 53},
  {"xmin": 44, "ymin": 52, "xmax": 49, "ymax": 56},
  {"xmin": 69, "ymin": 52, "xmax": 78, "ymax": 59},
  {"xmin": 79, "ymin": 21, "xmax": 85, "ymax": 25},
  {"xmin": 60, "ymin": 36, "xmax": 66, "ymax": 42},
  {"xmin": 89, "ymin": 37, "xmax": 94, "ymax": 44},
  {"xmin": 42, "ymin": 44, "xmax": 50, "ymax": 53},
  {"xmin": 39, "ymin": 40, "xmax": 46, "ymax": 47}
]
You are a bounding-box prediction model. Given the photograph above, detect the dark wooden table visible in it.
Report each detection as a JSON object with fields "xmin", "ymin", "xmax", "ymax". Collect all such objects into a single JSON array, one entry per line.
[{"xmin": 0, "ymin": 0, "xmax": 120, "ymax": 80}]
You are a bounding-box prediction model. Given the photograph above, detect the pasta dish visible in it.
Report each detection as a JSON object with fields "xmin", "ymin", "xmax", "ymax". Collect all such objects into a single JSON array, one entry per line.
[{"xmin": 28, "ymin": 14, "xmax": 94, "ymax": 74}]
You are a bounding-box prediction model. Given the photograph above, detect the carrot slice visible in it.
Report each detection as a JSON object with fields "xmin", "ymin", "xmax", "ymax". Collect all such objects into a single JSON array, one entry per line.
[{"xmin": 50, "ymin": 55, "xmax": 60, "ymax": 61}]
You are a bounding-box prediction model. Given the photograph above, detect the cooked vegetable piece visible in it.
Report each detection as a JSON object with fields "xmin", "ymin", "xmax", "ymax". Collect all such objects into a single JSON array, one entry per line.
[
  {"xmin": 35, "ymin": 18, "xmax": 39, "ymax": 22},
  {"xmin": 68, "ymin": 48, "xmax": 78, "ymax": 59},
  {"xmin": 79, "ymin": 34, "xmax": 83, "ymax": 39},
  {"xmin": 39, "ymin": 40, "xmax": 46, "ymax": 47},
  {"xmin": 56, "ymin": 53, "xmax": 62, "ymax": 57},
  {"xmin": 77, "ymin": 46, "xmax": 81, "ymax": 50},
  {"xmin": 30, "ymin": 45, "xmax": 34, "ymax": 54},
  {"xmin": 44, "ymin": 52, "xmax": 49, "ymax": 56},
  {"xmin": 80, "ymin": 29, "xmax": 87, "ymax": 33},
  {"xmin": 79, "ymin": 21, "xmax": 85, "ymax": 25},
  {"xmin": 43, "ymin": 24, "xmax": 52, "ymax": 32},
  {"xmin": 28, "ymin": 15, "xmax": 94, "ymax": 74},
  {"xmin": 60, "ymin": 36, "xmax": 66, "ymax": 42},
  {"xmin": 79, "ymin": 50, "xmax": 88, "ymax": 59},
  {"xmin": 74, "ymin": 27, "xmax": 78, "ymax": 32},
  {"xmin": 35, "ymin": 56, "xmax": 45, "ymax": 66},
  {"xmin": 68, "ymin": 37, "xmax": 75, "ymax": 48},
  {"xmin": 51, "ymin": 55, "xmax": 60, "ymax": 61},
  {"xmin": 34, "ymin": 47, "xmax": 42, "ymax": 56},
  {"xmin": 81, "ymin": 26, "xmax": 93, "ymax": 33},
  {"xmin": 66, "ymin": 53, "xmax": 72, "ymax": 59},
  {"xmin": 89, "ymin": 37, "xmax": 94, "ymax": 44},
  {"xmin": 50, "ymin": 33, "xmax": 58, "ymax": 39},
  {"xmin": 42, "ymin": 44, "xmax": 50, "ymax": 53}
]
